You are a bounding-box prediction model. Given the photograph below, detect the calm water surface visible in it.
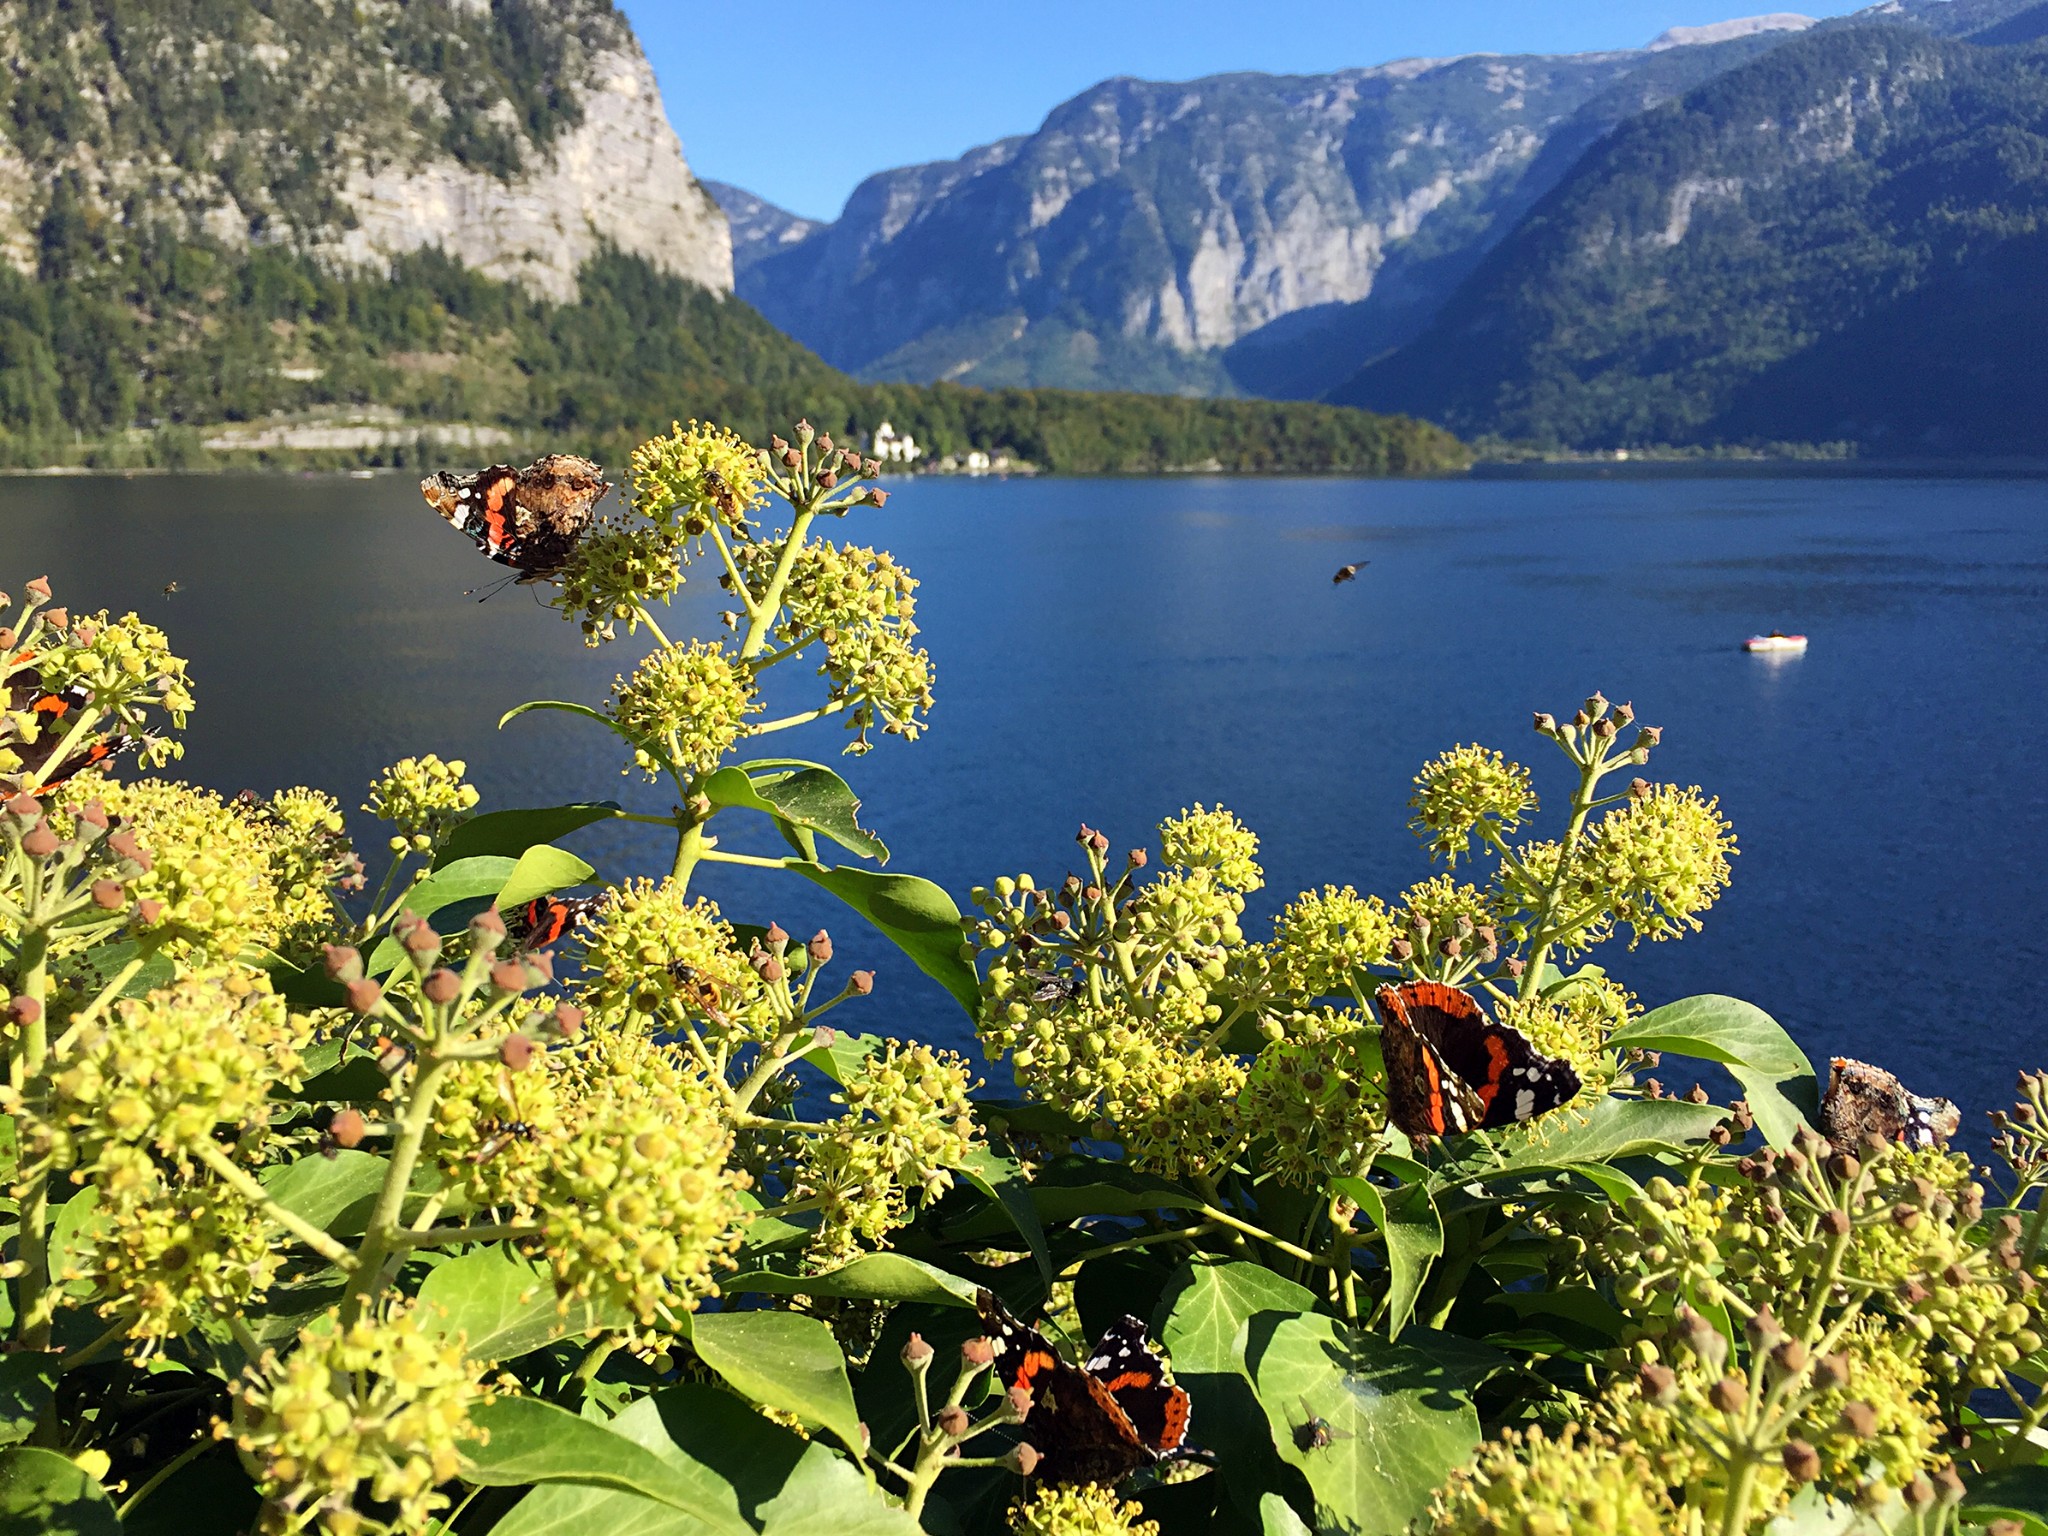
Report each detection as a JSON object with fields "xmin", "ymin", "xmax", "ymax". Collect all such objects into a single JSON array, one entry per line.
[{"xmin": 4, "ymin": 471, "xmax": 2045, "ymax": 1131}]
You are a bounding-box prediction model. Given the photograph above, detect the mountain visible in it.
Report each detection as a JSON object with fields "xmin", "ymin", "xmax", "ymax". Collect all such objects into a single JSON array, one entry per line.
[
  {"xmin": 728, "ymin": 18, "xmax": 1823, "ymax": 399},
  {"xmin": 0, "ymin": 0, "xmax": 729, "ymax": 301},
  {"xmin": 703, "ymin": 182, "xmax": 825, "ymax": 277},
  {"xmin": 1331, "ymin": 14, "xmax": 2048, "ymax": 451},
  {"xmin": 0, "ymin": 1, "xmax": 1462, "ymax": 476}
]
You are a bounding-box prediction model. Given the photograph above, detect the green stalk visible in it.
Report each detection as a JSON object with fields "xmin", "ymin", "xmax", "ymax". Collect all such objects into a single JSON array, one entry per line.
[
  {"xmin": 342, "ymin": 1056, "xmax": 452, "ymax": 1320},
  {"xmin": 14, "ymin": 924, "xmax": 53, "ymax": 1358}
]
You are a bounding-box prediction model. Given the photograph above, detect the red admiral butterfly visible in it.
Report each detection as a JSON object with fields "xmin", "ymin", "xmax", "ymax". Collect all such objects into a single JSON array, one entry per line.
[
  {"xmin": 500, "ymin": 895, "xmax": 605, "ymax": 951},
  {"xmin": 976, "ymin": 1289, "xmax": 1190, "ymax": 1485},
  {"xmin": 420, "ymin": 455, "xmax": 612, "ymax": 579},
  {"xmin": 1375, "ymin": 981, "xmax": 1581, "ymax": 1140},
  {"xmin": 1820, "ymin": 1057, "xmax": 1960, "ymax": 1155},
  {"xmin": 2, "ymin": 672, "xmax": 138, "ymax": 794}
]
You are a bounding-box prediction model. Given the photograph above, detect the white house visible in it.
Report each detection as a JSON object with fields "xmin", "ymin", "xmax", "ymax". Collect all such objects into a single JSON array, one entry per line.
[{"xmin": 871, "ymin": 421, "xmax": 922, "ymax": 464}]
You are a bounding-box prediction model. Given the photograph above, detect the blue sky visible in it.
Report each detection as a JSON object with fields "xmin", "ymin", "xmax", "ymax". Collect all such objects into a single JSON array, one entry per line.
[{"xmin": 620, "ymin": 1, "xmax": 1873, "ymax": 221}]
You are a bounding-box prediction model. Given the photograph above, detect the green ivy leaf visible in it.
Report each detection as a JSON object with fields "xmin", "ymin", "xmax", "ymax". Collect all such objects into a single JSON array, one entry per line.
[
  {"xmin": 953, "ymin": 1145, "xmax": 1053, "ymax": 1286},
  {"xmin": 1260, "ymin": 1492, "xmax": 1314, "ymax": 1536},
  {"xmin": 0, "ymin": 1446, "xmax": 120, "ymax": 1536},
  {"xmin": 1246, "ymin": 1311, "xmax": 1481, "ymax": 1536},
  {"xmin": 1157, "ymin": 1260, "xmax": 1318, "ymax": 1529},
  {"xmin": 417, "ymin": 1246, "xmax": 631, "ymax": 1364},
  {"xmin": 687, "ymin": 1313, "xmax": 864, "ymax": 1455},
  {"xmin": 706, "ymin": 763, "xmax": 888, "ymax": 864},
  {"xmin": 260, "ymin": 1151, "xmax": 386, "ymax": 1240},
  {"xmin": 1330, "ymin": 1177, "xmax": 1442, "ymax": 1340},
  {"xmin": 755, "ymin": 1443, "xmax": 922, "ymax": 1536},
  {"xmin": 798, "ymin": 1030, "xmax": 883, "ymax": 1084},
  {"xmin": 488, "ymin": 1387, "xmax": 801, "ymax": 1536},
  {"xmin": 1963, "ymin": 1466, "xmax": 2048, "ymax": 1536},
  {"xmin": 1435, "ymin": 1097, "xmax": 1730, "ymax": 1189},
  {"xmin": 1608, "ymin": 994, "xmax": 1818, "ymax": 1150},
  {"xmin": 724, "ymin": 1253, "xmax": 978, "ymax": 1308},
  {"xmin": 461, "ymin": 1397, "xmax": 753, "ymax": 1536},
  {"xmin": 434, "ymin": 803, "xmax": 624, "ymax": 867},
  {"xmin": 787, "ymin": 863, "xmax": 978, "ymax": 1016},
  {"xmin": 495, "ymin": 844, "xmax": 599, "ymax": 912},
  {"xmin": 0, "ymin": 1356, "xmax": 56, "ymax": 1449}
]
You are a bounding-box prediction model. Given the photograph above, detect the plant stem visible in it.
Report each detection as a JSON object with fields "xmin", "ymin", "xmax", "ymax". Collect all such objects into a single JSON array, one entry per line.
[
  {"xmin": 191, "ymin": 1141, "xmax": 359, "ymax": 1271},
  {"xmin": 1195, "ymin": 1202, "xmax": 1324, "ymax": 1267},
  {"xmin": 116, "ymin": 1437, "xmax": 213, "ymax": 1520},
  {"xmin": 342, "ymin": 1056, "xmax": 451, "ymax": 1319},
  {"xmin": 15, "ymin": 924, "xmax": 54, "ymax": 1362},
  {"xmin": 388, "ymin": 1222, "xmax": 540, "ymax": 1250},
  {"xmin": 737, "ymin": 508, "xmax": 818, "ymax": 661}
]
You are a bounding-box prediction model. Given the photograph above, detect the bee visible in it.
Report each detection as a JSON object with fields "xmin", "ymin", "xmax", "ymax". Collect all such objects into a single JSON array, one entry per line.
[
  {"xmin": 1024, "ymin": 967, "xmax": 1083, "ymax": 1005},
  {"xmin": 161, "ymin": 581, "xmax": 181, "ymax": 597},
  {"xmin": 702, "ymin": 468, "xmax": 739, "ymax": 521},
  {"xmin": 471, "ymin": 1070, "xmax": 539, "ymax": 1163}
]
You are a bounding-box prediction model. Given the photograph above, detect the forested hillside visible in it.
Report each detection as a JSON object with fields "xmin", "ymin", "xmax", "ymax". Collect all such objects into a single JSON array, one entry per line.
[{"xmin": 1332, "ymin": 22, "xmax": 2048, "ymax": 452}]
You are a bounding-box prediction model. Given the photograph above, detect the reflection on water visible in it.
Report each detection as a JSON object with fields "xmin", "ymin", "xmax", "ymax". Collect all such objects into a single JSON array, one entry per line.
[{"xmin": 3, "ymin": 470, "xmax": 2046, "ymax": 1130}]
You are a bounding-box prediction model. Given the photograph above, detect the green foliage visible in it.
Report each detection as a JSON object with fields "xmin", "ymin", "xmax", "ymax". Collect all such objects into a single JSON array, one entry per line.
[
  {"xmin": 0, "ymin": 231, "xmax": 1464, "ymax": 473},
  {"xmin": 1339, "ymin": 22, "xmax": 2048, "ymax": 453},
  {"xmin": 0, "ymin": 418, "xmax": 2041, "ymax": 1536}
]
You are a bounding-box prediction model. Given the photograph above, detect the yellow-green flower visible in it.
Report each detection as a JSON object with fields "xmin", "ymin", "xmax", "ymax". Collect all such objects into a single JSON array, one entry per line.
[
  {"xmin": 1241, "ymin": 1010, "xmax": 1386, "ymax": 1186},
  {"xmin": 1159, "ymin": 803, "xmax": 1262, "ymax": 892},
  {"xmin": 1270, "ymin": 884, "xmax": 1395, "ymax": 997},
  {"xmin": 632, "ymin": 420, "xmax": 769, "ymax": 534},
  {"xmin": 575, "ymin": 879, "xmax": 770, "ymax": 1036},
  {"xmin": 1409, "ymin": 744, "xmax": 1536, "ymax": 865},
  {"xmin": 1583, "ymin": 784, "xmax": 1736, "ymax": 945},
  {"xmin": 800, "ymin": 1041, "xmax": 981, "ymax": 1263},
  {"xmin": 527, "ymin": 1029, "xmax": 749, "ymax": 1329},
  {"xmin": 364, "ymin": 754, "xmax": 478, "ymax": 848},
  {"xmin": 607, "ymin": 639, "xmax": 758, "ymax": 780},
  {"xmin": 1010, "ymin": 1483, "xmax": 1160, "ymax": 1536},
  {"xmin": 68, "ymin": 1154, "xmax": 281, "ymax": 1350},
  {"xmin": 1424, "ymin": 1424, "xmax": 1678, "ymax": 1535},
  {"xmin": 555, "ymin": 523, "xmax": 686, "ymax": 646},
  {"xmin": 32, "ymin": 971, "xmax": 308, "ymax": 1175},
  {"xmin": 231, "ymin": 1301, "xmax": 484, "ymax": 1536}
]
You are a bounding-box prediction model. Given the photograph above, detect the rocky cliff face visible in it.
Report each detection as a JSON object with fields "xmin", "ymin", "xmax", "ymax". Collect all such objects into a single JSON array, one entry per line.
[
  {"xmin": 0, "ymin": 0, "xmax": 730, "ymax": 301},
  {"xmin": 732, "ymin": 19, "xmax": 1824, "ymax": 396},
  {"xmin": 704, "ymin": 181, "xmax": 825, "ymax": 277}
]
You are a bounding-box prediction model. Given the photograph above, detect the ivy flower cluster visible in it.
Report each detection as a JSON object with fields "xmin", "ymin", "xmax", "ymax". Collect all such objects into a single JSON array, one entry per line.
[
  {"xmin": 362, "ymin": 754, "xmax": 478, "ymax": 850},
  {"xmin": 608, "ymin": 638, "xmax": 760, "ymax": 780},
  {"xmin": 733, "ymin": 537, "xmax": 934, "ymax": 752},
  {"xmin": 800, "ymin": 1039, "xmax": 982, "ymax": 1263},
  {"xmin": 230, "ymin": 1303, "xmax": 485, "ymax": 1536}
]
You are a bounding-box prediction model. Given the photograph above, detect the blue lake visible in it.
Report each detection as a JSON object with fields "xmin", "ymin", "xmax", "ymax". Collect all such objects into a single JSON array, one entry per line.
[{"xmin": 6, "ymin": 470, "xmax": 2046, "ymax": 1133}]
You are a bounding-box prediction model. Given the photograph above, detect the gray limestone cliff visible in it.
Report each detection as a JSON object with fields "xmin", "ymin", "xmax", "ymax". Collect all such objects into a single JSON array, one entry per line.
[{"xmin": 0, "ymin": 0, "xmax": 730, "ymax": 301}]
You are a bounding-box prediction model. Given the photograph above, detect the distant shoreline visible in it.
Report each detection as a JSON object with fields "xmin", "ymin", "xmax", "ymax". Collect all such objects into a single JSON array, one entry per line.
[{"xmin": 10, "ymin": 458, "xmax": 2048, "ymax": 483}]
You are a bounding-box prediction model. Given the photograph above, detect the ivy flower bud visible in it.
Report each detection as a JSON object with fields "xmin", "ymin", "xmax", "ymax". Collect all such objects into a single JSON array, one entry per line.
[
  {"xmin": 471, "ymin": 907, "xmax": 507, "ymax": 945},
  {"xmin": 490, "ymin": 961, "xmax": 530, "ymax": 995},
  {"xmin": 808, "ymin": 931, "xmax": 833, "ymax": 964},
  {"xmin": 1638, "ymin": 1362, "xmax": 1679, "ymax": 1405},
  {"xmin": 6, "ymin": 793, "xmax": 41, "ymax": 820},
  {"xmin": 961, "ymin": 1336, "xmax": 995, "ymax": 1368},
  {"xmin": 344, "ymin": 978, "xmax": 383, "ymax": 1014},
  {"xmin": 1005, "ymin": 1444, "xmax": 1042, "ymax": 1478},
  {"xmin": 1783, "ymin": 1440, "xmax": 1822, "ymax": 1482},
  {"xmin": 330, "ymin": 1109, "xmax": 368, "ymax": 1148},
  {"xmin": 1820, "ymin": 1208, "xmax": 1852, "ymax": 1237},
  {"xmin": 935, "ymin": 1405, "xmax": 969, "ymax": 1437},
  {"xmin": 9, "ymin": 995, "xmax": 42, "ymax": 1027},
  {"xmin": 1771, "ymin": 1339, "xmax": 1809, "ymax": 1377},
  {"xmin": 552, "ymin": 1002, "xmax": 584, "ymax": 1039},
  {"xmin": 21, "ymin": 823, "xmax": 59, "ymax": 858},
  {"xmin": 850, "ymin": 970, "xmax": 874, "ymax": 995},
  {"xmin": 90, "ymin": 879, "xmax": 125, "ymax": 909},
  {"xmin": 901, "ymin": 1333, "xmax": 934, "ymax": 1369},
  {"xmin": 499, "ymin": 1035, "xmax": 538, "ymax": 1071},
  {"xmin": 1707, "ymin": 1376, "xmax": 1747, "ymax": 1413},
  {"xmin": 422, "ymin": 968, "xmax": 461, "ymax": 1004},
  {"xmin": 1840, "ymin": 1401, "xmax": 1879, "ymax": 1439}
]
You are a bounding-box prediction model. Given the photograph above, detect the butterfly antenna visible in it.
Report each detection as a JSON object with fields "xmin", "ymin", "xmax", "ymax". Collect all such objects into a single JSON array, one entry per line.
[{"xmin": 463, "ymin": 573, "xmax": 519, "ymax": 603}]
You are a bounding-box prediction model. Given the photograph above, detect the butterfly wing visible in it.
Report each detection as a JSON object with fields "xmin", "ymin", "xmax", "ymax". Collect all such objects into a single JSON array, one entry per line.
[
  {"xmin": 1377, "ymin": 984, "xmax": 1482, "ymax": 1138},
  {"xmin": 1084, "ymin": 1315, "xmax": 1190, "ymax": 1459},
  {"xmin": 503, "ymin": 895, "xmax": 605, "ymax": 951},
  {"xmin": 1380, "ymin": 981, "xmax": 1580, "ymax": 1132},
  {"xmin": 976, "ymin": 1290, "xmax": 1152, "ymax": 1485},
  {"xmin": 422, "ymin": 466, "xmax": 520, "ymax": 565}
]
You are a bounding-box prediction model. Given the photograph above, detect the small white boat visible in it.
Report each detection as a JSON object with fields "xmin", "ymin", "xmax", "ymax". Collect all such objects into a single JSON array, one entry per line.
[{"xmin": 1743, "ymin": 632, "xmax": 1808, "ymax": 654}]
